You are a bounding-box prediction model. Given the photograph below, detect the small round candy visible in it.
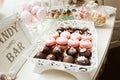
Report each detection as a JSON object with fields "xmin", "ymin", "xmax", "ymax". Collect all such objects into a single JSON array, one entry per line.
[
  {"xmin": 63, "ymin": 55, "xmax": 74, "ymax": 63},
  {"xmin": 56, "ymin": 37, "xmax": 68, "ymax": 45},
  {"xmin": 60, "ymin": 31, "xmax": 71, "ymax": 39},
  {"xmin": 80, "ymin": 49, "xmax": 91, "ymax": 58},
  {"xmin": 31, "ymin": 6, "xmax": 40, "ymax": 15},
  {"xmin": 34, "ymin": 51, "xmax": 46, "ymax": 59},
  {"xmin": 76, "ymin": 56, "xmax": 90, "ymax": 65},
  {"xmin": 70, "ymin": 32, "xmax": 81, "ymax": 40},
  {"xmin": 53, "ymin": 46, "xmax": 63, "ymax": 58},
  {"xmin": 46, "ymin": 54, "xmax": 56, "ymax": 60},
  {"xmin": 81, "ymin": 34, "xmax": 92, "ymax": 41},
  {"xmin": 66, "ymin": 47, "xmax": 78, "ymax": 58},
  {"xmin": 80, "ymin": 40, "xmax": 92, "ymax": 49},
  {"xmin": 45, "ymin": 38, "xmax": 56, "ymax": 46},
  {"xmin": 50, "ymin": 32, "xmax": 59, "ymax": 39},
  {"xmin": 36, "ymin": 8, "xmax": 46, "ymax": 20},
  {"xmin": 20, "ymin": 10, "xmax": 32, "ymax": 23},
  {"xmin": 68, "ymin": 39, "xmax": 79, "ymax": 48},
  {"xmin": 42, "ymin": 46, "xmax": 51, "ymax": 55}
]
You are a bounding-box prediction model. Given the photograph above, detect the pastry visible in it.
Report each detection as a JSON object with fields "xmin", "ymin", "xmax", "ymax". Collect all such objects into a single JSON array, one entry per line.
[
  {"xmin": 68, "ymin": 39, "xmax": 80, "ymax": 48},
  {"xmin": 70, "ymin": 32, "xmax": 81, "ymax": 40},
  {"xmin": 20, "ymin": 10, "xmax": 32, "ymax": 23},
  {"xmin": 45, "ymin": 37, "xmax": 56, "ymax": 47},
  {"xmin": 56, "ymin": 37, "xmax": 68, "ymax": 50},
  {"xmin": 60, "ymin": 31, "xmax": 71, "ymax": 39},
  {"xmin": 80, "ymin": 40, "xmax": 92, "ymax": 49}
]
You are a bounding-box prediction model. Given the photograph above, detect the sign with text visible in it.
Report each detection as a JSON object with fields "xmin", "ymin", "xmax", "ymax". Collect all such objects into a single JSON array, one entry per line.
[{"xmin": 0, "ymin": 16, "xmax": 31, "ymax": 72}]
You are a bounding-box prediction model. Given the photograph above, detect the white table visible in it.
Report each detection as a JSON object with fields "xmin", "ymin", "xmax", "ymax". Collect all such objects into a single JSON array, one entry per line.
[
  {"xmin": 0, "ymin": 0, "xmax": 116, "ymax": 80},
  {"xmin": 16, "ymin": 16, "xmax": 116, "ymax": 80}
]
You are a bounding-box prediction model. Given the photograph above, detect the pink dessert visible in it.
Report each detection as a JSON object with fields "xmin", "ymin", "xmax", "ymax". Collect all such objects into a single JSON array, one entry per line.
[
  {"xmin": 70, "ymin": 32, "xmax": 81, "ymax": 40},
  {"xmin": 45, "ymin": 37, "xmax": 56, "ymax": 46},
  {"xmin": 31, "ymin": 6, "xmax": 40, "ymax": 15},
  {"xmin": 36, "ymin": 8, "xmax": 46, "ymax": 20},
  {"xmin": 80, "ymin": 40, "xmax": 92, "ymax": 49},
  {"xmin": 20, "ymin": 10, "xmax": 33, "ymax": 23},
  {"xmin": 81, "ymin": 34, "xmax": 92, "ymax": 40},
  {"xmin": 79, "ymin": 48, "xmax": 87, "ymax": 53},
  {"xmin": 56, "ymin": 37, "xmax": 68, "ymax": 50},
  {"xmin": 60, "ymin": 31, "xmax": 71, "ymax": 39},
  {"xmin": 68, "ymin": 39, "xmax": 80, "ymax": 48},
  {"xmin": 50, "ymin": 32, "xmax": 59, "ymax": 39},
  {"xmin": 73, "ymin": 8, "xmax": 89, "ymax": 20}
]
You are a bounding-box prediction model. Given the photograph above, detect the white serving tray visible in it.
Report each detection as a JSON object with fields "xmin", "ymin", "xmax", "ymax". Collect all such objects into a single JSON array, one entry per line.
[{"xmin": 29, "ymin": 20, "xmax": 98, "ymax": 77}]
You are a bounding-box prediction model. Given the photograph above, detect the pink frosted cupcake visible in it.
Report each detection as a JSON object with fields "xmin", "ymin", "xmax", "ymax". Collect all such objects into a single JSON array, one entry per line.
[
  {"xmin": 68, "ymin": 39, "xmax": 80, "ymax": 48},
  {"xmin": 60, "ymin": 31, "xmax": 71, "ymax": 39},
  {"xmin": 81, "ymin": 34, "xmax": 92, "ymax": 41},
  {"xmin": 80, "ymin": 40, "xmax": 92, "ymax": 49},
  {"xmin": 70, "ymin": 32, "xmax": 81, "ymax": 40},
  {"xmin": 45, "ymin": 37, "xmax": 56, "ymax": 47},
  {"xmin": 56, "ymin": 37, "xmax": 68, "ymax": 50}
]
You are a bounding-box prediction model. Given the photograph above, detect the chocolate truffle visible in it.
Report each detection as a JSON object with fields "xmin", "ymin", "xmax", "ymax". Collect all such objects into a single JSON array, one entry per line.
[
  {"xmin": 34, "ymin": 52, "xmax": 46, "ymax": 59},
  {"xmin": 46, "ymin": 54, "xmax": 56, "ymax": 60},
  {"xmin": 42, "ymin": 46, "xmax": 51, "ymax": 55},
  {"xmin": 63, "ymin": 55, "xmax": 74, "ymax": 63},
  {"xmin": 80, "ymin": 49, "xmax": 91, "ymax": 58},
  {"xmin": 0, "ymin": 74, "xmax": 7, "ymax": 80},
  {"xmin": 53, "ymin": 46, "xmax": 63, "ymax": 58},
  {"xmin": 75, "ymin": 56, "xmax": 90, "ymax": 65},
  {"xmin": 66, "ymin": 47, "xmax": 78, "ymax": 58}
]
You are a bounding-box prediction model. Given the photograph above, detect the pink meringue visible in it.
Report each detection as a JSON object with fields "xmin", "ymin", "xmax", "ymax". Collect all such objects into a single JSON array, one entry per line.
[
  {"xmin": 60, "ymin": 31, "xmax": 71, "ymax": 39},
  {"xmin": 68, "ymin": 39, "xmax": 80, "ymax": 48},
  {"xmin": 45, "ymin": 37, "xmax": 56, "ymax": 46},
  {"xmin": 80, "ymin": 40, "xmax": 92, "ymax": 49},
  {"xmin": 20, "ymin": 10, "xmax": 32, "ymax": 23},
  {"xmin": 70, "ymin": 32, "xmax": 81, "ymax": 40},
  {"xmin": 81, "ymin": 34, "xmax": 92, "ymax": 40},
  {"xmin": 31, "ymin": 6, "xmax": 40, "ymax": 15}
]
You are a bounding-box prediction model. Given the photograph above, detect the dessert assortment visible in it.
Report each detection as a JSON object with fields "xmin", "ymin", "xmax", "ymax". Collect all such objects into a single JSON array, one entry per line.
[
  {"xmin": 18, "ymin": 0, "xmax": 107, "ymax": 26},
  {"xmin": 19, "ymin": 0, "xmax": 46, "ymax": 23},
  {"xmin": 90, "ymin": 10, "xmax": 106, "ymax": 26},
  {"xmin": 46, "ymin": 9, "xmax": 73, "ymax": 19},
  {"xmin": 34, "ymin": 26, "xmax": 92, "ymax": 65},
  {"xmin": 72, "ymin": 8, "xmax": 90, "ymax": 20},
  {"xmin": 32, "ymin": 20, "xmax": 97, "ymax": 72}
]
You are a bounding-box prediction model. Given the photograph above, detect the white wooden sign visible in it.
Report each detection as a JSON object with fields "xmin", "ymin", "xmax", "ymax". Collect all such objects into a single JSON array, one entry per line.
[{"xmin": 0, "ymin": 15, "xmax": 31, "ymax": 72}]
